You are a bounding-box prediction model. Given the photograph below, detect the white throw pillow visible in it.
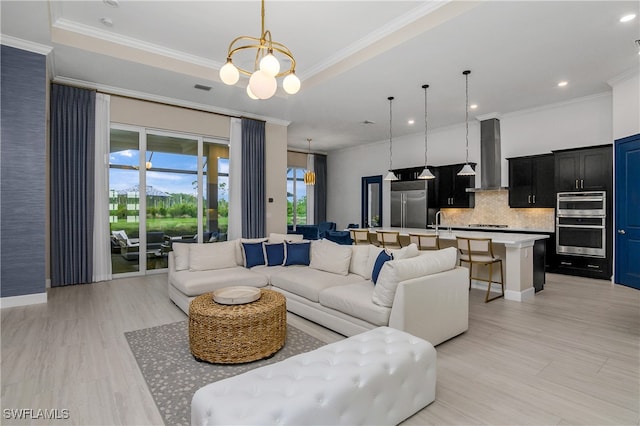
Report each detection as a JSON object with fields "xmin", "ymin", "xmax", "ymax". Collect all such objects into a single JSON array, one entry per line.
[
  {"xmin": 349, "ymin": 245, "xmax": 370, "ymax": 278},
  {"xmin": 390, "ymin": 243, "xmax": 420, "ymax": 260},
  {"xmin": 172, "ymin": 243, "xmax": 190, "ymax": 271},
  {"xmin": 233, "ymin": 238, "xmax": 268, "ymax": 266},
  {"xmin": 372, "ymin": 247, "xmax": 458, "ymax": 307},
  {"xmin": 365, "ymin": 245, "xmax": 385, "ymax": 280},
  {"xmin": 268, "ymin": 233, "xmax": 303, "ymax": 243},
  {"xmin": 309, "ymin": 239, "xmax": 352, "ymax": 276},
  {"xmin": 189, "ymin": 240, "xmax": 238, "ymax": 271}
]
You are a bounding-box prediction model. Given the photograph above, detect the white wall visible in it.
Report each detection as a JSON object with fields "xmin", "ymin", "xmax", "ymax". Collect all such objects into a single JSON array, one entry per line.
[
  {"xmin": 327, "ymin": 93, "xmax": 614, "ymax": 229},
  {"xmin": 610, "ymin": 70, "xmax": 640, "ymax": 140},
  {"xmin": 265, "ymin": 123, "xmax": 288, "ymax": 235}
]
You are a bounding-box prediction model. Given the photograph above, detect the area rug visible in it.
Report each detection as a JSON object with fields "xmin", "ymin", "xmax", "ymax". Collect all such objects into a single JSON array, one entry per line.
[{"xmin": 125, "ymin": 321, "xmax": 326, "ymax": 426}]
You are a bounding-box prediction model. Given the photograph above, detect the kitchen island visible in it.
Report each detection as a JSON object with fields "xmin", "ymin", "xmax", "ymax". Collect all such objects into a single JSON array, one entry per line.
[{"xmin": 369, "ymin": 227, "xmax": 549, "ymax": 302}]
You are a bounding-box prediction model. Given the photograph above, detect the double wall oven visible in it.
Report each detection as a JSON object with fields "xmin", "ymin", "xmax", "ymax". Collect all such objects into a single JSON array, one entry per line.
[{"xmin": 556, "ymin": 191, "xmax": 606, "ymax": 258}]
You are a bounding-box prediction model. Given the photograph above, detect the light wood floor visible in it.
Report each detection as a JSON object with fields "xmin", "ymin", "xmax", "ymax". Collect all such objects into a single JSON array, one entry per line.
[{"xmin": 1, "ymin": 273, "xmax": 638, "ymax": 425}]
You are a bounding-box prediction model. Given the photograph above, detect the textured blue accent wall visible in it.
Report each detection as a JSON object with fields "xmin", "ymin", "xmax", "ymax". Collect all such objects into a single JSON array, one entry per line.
[{"xmin": 1, "ymin": 45, "xmax": 47, "ymax": 297}]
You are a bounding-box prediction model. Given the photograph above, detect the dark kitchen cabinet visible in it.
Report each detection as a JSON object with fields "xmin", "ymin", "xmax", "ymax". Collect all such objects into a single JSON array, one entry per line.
[
  {"xmin": 435, "ymin": 163, "xmax": 475, "ymax": 208},
  {"xmin": 508, "ymin": 154, "xmax": 555, "ymax": 207},
  {"xmin": 554, "ymin": 145, "xmax": 612, "ymax": 192}
]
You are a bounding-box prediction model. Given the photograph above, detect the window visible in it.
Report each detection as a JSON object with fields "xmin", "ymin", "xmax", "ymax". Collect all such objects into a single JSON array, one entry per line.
[
  {"xmin": 287, "ymin": 167, "xmax": 308, "ymax": 226},
  {"xmin": 109, "ymin": 126, "xmax": 229, "ymax": 275}
]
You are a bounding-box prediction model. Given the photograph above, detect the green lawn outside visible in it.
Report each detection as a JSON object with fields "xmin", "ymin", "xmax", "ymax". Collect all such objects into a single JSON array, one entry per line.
[{"xmin": 111, "ymin": 216, "xmax": 228, "ymax": 238}]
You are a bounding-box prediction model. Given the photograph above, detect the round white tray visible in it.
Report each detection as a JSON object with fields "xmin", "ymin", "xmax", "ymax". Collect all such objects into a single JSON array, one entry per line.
[{"xmin": 213, "ymin": 286, "xmax": 261, "ymax": 305}]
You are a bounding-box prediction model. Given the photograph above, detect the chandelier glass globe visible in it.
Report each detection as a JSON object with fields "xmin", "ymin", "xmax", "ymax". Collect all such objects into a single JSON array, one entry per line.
[
  {"xmin": 283, "ymin": 73, "xmax": 301, "ymax": 95},
  {"xmin": 219, "ymin": 60, "xmax": 240, "ymax": 85},
  {"xmin": 249, "ymin": 70, "xmax": 277, "ymax": 99}
]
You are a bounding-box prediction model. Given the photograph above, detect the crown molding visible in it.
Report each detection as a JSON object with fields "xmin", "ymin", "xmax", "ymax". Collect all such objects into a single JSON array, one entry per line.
[
  {"xmin": 52, "ymin": 76, "xmax": 291, "ymax": 127},
  {"xmin": 503, "ymin": 92, "xmax": 612, "ymax": 119},
  {"xmin": 607, "ymin": 65, "xmax": 640, "ymax": 87},
  {"xmin": 475, "ymin": 112, "xmax": 502, "ymax": 121},
  {"xmin": 53, "ymin": 19, "xmax": 223, "ymax": 70},
  {"xmin": 0, "ymin": 34, "xmax": 53, "ymax": 55}
]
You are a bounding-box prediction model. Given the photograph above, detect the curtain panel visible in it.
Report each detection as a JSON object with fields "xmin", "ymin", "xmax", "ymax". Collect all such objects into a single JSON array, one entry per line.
[
  {"xmin": 50, "ymin": 84, "xmax": 96, "ymax": 286},
  {"xmin": 314, "ymin": 154, "xmax": 327, "ymax": 223},
  {"xmin": 92, "ymin": 93, "xmax": 112, "ymax": 282},
  {"xmin": 241, "ymin": 118, "xmax": 266, "ymax": 238}
]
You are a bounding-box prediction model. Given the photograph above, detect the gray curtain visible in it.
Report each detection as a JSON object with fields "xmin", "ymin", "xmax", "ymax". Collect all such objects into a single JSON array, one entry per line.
[
  {"xmin": 50, "ymin": 84, "xmax": 96, "ymax": 286},
  {"xmin": 241, "ymin": 118, "xmax": 265, "ymax": 238},
  {"xmin": 314, "ymin": 154, "xmax": 327, "ymax": 223}
]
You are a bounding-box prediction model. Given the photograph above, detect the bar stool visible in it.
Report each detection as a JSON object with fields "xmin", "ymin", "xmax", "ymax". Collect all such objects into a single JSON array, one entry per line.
[
  {"xmin": 350, "ymin": 229, "xmax": 371, "ymax": 245},
  {"xmin": 376, "ymin": 230, "xmax": 402, "ymax": 249},
  {"xmin": 408, "ymin": 233, "xmax": 440, "ymax": 251},
  {"xmin": 456, "ymin": 236, "xmax": 504, "ymax": 303}
]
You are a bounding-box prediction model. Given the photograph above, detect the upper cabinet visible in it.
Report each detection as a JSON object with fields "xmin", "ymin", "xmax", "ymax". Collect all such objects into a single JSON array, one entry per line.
[
  {"xmin": 508, "ymin": 154, "xmax": 555, "ymax": 208},
  {"xmin": 554, "ymin": 145, "xmax": 612, "ymax": 192},
  {"xmin": 435, "ymin": 163, "xmax": 476, "ymax": 208}
]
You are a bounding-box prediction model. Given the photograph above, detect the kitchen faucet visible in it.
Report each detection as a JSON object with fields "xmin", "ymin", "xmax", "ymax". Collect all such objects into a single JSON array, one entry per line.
[{"xmin": 435, "ymin": 210, "xmax": 444, "ymax": 235}]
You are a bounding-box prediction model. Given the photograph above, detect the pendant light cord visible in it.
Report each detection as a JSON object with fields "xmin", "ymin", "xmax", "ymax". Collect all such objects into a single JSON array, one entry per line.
[
  {"xmin": 423, "ymin": 85, "xmax": 428, "ymax": 168},
  {"xmin": 388, "ymin": 96, "xmax": 394, "ymax": 170},
  {"xmin": 464, "ymin": 71, "xmax": 470, "ymax": 164}
]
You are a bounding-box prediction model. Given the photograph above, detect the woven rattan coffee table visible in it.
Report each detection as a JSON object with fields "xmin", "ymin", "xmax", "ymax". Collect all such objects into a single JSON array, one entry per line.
[{"xmin": 188, "ymin": 289, "xmax": 286, "ymax": 364}]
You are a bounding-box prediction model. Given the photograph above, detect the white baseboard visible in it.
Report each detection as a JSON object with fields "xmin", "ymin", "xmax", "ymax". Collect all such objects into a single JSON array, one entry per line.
[
  {"xmin": 505, "ymin": 287, "xmax": 535, "ymax": 302},
  {"xmin": 471, "ymin": 281, "xmax": 535, "ymax": 302},
  {"xmin": 1, "ymin": 292, "xmax": 48, "ymax": 309}
]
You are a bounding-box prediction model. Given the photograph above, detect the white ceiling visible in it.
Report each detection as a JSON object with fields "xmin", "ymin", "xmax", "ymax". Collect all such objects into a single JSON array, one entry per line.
[{"xmin": 1, "ymin": 1, "xmax": 639, "ymax": 152}]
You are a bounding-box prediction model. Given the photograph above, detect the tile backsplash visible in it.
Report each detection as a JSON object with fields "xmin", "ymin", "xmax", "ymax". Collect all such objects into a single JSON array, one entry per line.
[{"xmin": 441, "ymin": 190, "xmax": 555, "ymax": 231}]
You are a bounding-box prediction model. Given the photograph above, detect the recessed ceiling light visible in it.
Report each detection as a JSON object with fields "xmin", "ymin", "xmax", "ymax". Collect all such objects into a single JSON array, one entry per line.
[
  {"xmin": 557, "ymin": 81, "xmax": 568, "ymax": 87},
  {"xmin": 470, "ymin": 104, "xmax": 478, "ymax": 109},
  {"xmin": 620, "ymin": 14, "xmax": 636, "ymax": 22},
  {"xmin": 103, "ymin": 0, "xmax": 119, "ymax": 6},
  {"xmin": 407, "ymin": 119, "xmax": 415, "ymax": 125},
  {"xmin": 100, "ymin": 17, "xmax": 113, "ymax": 27}
]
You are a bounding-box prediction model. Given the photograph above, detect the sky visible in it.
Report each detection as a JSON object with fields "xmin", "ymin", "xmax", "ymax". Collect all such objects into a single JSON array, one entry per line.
[
  {"xmin": 110, "ymin": 149, "xmax": 230, "ymax": 199},
  {"xmin": 110, "ymin": 149, "xmax": 309, "ymax": 202}
]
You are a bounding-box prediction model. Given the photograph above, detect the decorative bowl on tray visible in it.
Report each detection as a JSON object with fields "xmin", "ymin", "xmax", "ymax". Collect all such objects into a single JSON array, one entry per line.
[{"xmin": 212, "ymin": 286, "xmax": 261, "ymax": 305}]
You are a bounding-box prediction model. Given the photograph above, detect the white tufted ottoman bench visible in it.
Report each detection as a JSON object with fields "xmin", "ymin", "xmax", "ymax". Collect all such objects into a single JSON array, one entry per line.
[{"xmin": 191, "ymin": 326, "xmax": 436, "ymax": 425}]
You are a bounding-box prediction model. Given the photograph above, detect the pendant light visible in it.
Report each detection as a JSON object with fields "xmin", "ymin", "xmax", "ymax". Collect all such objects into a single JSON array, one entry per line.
[
  {"xmin": 303, "ymin": 138, "xmax": 316, "ymax": 186},
  {"xmin": 418, "ymin": 84, "xmax": 435, "ymax": 179},
  {"xmin": 384, "ymin": 96, "xmax": 398, "ymax": 181},
  {"xmin": 458, "ymin": 70, "xmax": 476, "ymax": 176}
]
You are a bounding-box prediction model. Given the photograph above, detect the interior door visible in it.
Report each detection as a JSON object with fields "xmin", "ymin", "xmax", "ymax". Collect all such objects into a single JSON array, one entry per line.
[{"xmin": 614, "ymin": 133, "xmax": 640, "ymax": 289}]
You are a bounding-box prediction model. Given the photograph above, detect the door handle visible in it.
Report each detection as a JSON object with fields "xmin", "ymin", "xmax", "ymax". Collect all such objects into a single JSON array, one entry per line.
[
  {"xmin": 528, "ymin": 195, "xmax": 531, "ymax": 204},
  {"xmin": 618, "ymin": 229, "xmax": 626, "ymax": 234},
  {"xmin": 533, "ymin": 195, "xmax": 536, "ymax": 204},
  {"xmin": 575, "ymin": 179, "xmax": 579, "ymax": 189},
  {"xmin": 581, "ymin": 179, "xmax": 584, "ymax": 189}
]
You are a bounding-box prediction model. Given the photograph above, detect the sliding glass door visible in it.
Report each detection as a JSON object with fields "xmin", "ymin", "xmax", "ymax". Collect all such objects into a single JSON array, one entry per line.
[
  {"xmin": 109, "ymin": 127, "xmax": 142, "ymax": 274},
  {"xmin": 109, "ymin": 125, "xmax": 229, "ymax": 275}
]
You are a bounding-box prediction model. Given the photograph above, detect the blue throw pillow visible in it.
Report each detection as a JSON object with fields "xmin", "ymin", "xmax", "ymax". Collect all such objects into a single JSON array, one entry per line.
[
  {"xmin": 264, "ymin": 242, "xmax": 285, "ymax": 266},
  {"xmin": 242, "ymin": 242, "xmax": 265, "ymax": 268},
  {"xmin": 284, "ymin": 241, "xmax": 311, "ymax": 266},
  {"xmin": 372, "ymin": 250, "xmax": 393, "ymax": 284}
]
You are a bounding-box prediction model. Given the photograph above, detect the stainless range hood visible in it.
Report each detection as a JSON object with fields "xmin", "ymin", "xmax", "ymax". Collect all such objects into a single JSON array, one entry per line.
[{"xmin": 466, "ymin": 117, "xmax": 508, "ymax": 192}]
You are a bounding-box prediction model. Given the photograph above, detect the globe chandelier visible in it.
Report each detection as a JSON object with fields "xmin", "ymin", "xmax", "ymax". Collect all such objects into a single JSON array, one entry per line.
[{"xmin": 218, "ymin": 0, "xmax": 301, "ymax": 100}]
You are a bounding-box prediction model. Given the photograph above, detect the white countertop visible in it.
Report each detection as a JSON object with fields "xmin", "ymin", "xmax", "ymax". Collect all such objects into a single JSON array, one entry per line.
[
  {"xmin": 370, "ymin": 227, "xmax": 549, "ymax": 246},
  {"xmin": 433, "ymin": 225, "xmax": 554, "ymax": 233}
]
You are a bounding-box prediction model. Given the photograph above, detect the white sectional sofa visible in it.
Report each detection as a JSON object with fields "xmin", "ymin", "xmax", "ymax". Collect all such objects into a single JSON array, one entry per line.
[{"xmin": 168, "ymin": 234, "xmax": 469, "ymax": 346}]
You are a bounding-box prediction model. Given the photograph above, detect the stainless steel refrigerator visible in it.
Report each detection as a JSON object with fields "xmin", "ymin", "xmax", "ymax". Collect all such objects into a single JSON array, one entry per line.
[{"xmin": 391, "ymin": 180, "xmax": 435, "ymax": 228}]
